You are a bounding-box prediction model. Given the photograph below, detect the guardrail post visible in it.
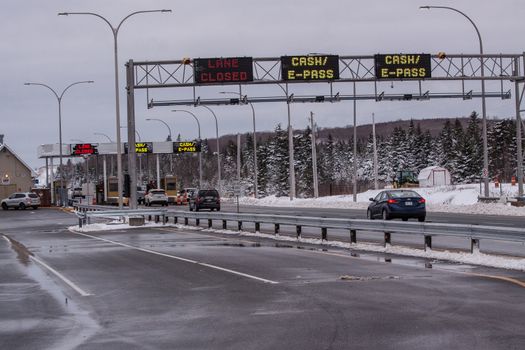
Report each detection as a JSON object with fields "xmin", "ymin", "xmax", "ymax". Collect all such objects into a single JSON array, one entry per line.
[
  {"xmin": 321, "ymin": 228, "xmax": 327, "ymax": 241},
  {"xmin": 196, "ymin": 218, "xmax": 200, "ymax": 226},
  {"xmin": 470, "ymin": 238, "xmax": 480, "ymax": 254},
  {"xmin": 384, "ymin": 232, "xmax": 391, "ymax": 247},
  {"xmin": 155, "ymin": 215, "xmax": 159, "ymax": 223},
  {"xmin": 222, "ymin": 220, "xmax": 227, "ymax": 230},
  {"xmin": 184, "ymin": 217, "xmax": 188, "ymax": 225},
  {"xmin": 424, "ymin": 235, "xmax": 432, "ymax": 251},
  {"xmin": 164, "ymin": 215, "xmax": 167, "ymax": 224},
  {"xmin": 148, "ymin": 215, "xmax": 152, "ymax": 221},
  {"xmin": 78, "ymin": 217, "xmax": 83, "ymax": 228},
  {"xmin": 238, "ymin": 221, "xmax": 242, "ymax": 231},
  {"xmin": 208, "ymin": 219, "xmax": 213, "ymax": 228},
  {"xmin": 255, "ymin": 222, "xmax": 260, "ymax": 232},
  {"xmin": 296, "ymin": 225, "xmax": 302, "ymax": 238},
  {"xmin": 174, "ymin": 216, "xmax": 178, "ymax": 224},
  {"xmin": 275, "ymin": 224, "xmax": 280, "ymax": 234},
  {"xmin": 350, "ymin": 230, "xmax": 357, "ymax": 244}
]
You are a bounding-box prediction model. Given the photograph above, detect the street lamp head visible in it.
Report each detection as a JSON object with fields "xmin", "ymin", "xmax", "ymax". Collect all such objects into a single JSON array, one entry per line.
[
  {"xmin": 58, "ymin": 12, "xmax": 69, "ymax": 16},
  {"xmin": 23, "ymin": 83, "xmax": 31, "ymax": 86},
  {"xmin": 419, "ymin": 6, "xmax": 431, "ymax": 10},
  {"xmin": 161, "ymin": 9, "xmax": 172, "ymax": 13}
]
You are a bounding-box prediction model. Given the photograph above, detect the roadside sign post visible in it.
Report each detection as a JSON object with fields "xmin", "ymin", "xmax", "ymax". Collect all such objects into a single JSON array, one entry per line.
[{"xmin": 233, "ymin": 182, "xmax": 242, "ymax": 213}]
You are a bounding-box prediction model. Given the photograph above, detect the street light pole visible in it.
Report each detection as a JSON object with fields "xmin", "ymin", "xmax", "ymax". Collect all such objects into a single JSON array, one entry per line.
[
  {"xmin": 309, "ymin": 112, "xmax": 319, "ymax": 198},
  {"xmin": 146, "ymin": 118, "xmax": 174, "ymax": 175},
  {"xmin": 420, "ymin": 5, "xmax": 489, "ymax": 197},
  {"xmin": 171, "ymin": 110, "xmax": 202, "ymax": 188},
  {"xmin": 220, "ymin": 91, "xmax": 258, "ymax": 198},
  {"xmin": 59, "ymin": 9, "xmax": 172, "ymax": 208},
  {"xmin": 198, "ymin": 106, "xmax": 222, "ymax": 195},
  {"xmin": 25, "ymin": 80, "xmax": 93, "ymax": 206},
  {"xmin": 372, "ymin": 113, "xmax": 379, "ymax": 190}
]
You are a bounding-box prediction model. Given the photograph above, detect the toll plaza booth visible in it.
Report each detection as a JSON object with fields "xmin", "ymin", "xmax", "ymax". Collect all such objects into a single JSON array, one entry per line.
[{"xmin": 161, "ymin": 175, "xmax": 177, "ymax": 204}]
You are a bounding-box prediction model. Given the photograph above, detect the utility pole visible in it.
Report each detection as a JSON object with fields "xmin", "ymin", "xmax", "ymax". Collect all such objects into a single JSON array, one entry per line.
[
  {"xmin": 372, "ymin": 113, "xmax": 379, "ymax": 190},
  {"xmin": 310, "ymin": 112, "xmax": 319, "ymax": 198},
  {"xmin": 237, "ymin": 133, "xmax": 241, "ymax": 184}
]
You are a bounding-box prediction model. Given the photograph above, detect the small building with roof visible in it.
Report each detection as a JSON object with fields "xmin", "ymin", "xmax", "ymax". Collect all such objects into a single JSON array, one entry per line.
[
  {"xmin": 418, "ymin": 166, "xmax": 452, "ymax": 187},
  {"xmin": 0, "ymin": 135, "xmax": 36, "ymax": 199}
]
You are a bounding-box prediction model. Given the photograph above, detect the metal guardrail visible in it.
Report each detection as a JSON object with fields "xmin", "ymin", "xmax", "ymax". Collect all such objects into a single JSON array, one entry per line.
[
  {"xmin": 164, "ymin": 210, "xmax": 525, "ymax": 254},
  {"xmin": 75, "ymin": 204, "xmax": 167, "ymax": 227},
  {"xmin": 73, "ymin": 205, "xmax": 525, "ymax": 254}
]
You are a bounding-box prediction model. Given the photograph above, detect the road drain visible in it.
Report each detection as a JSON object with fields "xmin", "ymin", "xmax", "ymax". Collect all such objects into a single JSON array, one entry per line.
[{"xmin": 340, "ymin": 275, "xmax": 401, "ymax": 282}]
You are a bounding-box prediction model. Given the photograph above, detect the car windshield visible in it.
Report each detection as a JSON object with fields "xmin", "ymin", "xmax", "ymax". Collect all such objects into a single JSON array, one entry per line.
[
  {"xmin": 199, "ymin": 190, "xmax": 218, "ymax": 197},
  {"xmin": 28, "ymin": 193, "xmax": 39, "ymax": 198},
  {"xmin": 151, "ymin": 190, "xmax": 165, "ymax": 195},
  {"xmin": 389, "ymin": 191, "xmax": 420, "ymax": 198}
]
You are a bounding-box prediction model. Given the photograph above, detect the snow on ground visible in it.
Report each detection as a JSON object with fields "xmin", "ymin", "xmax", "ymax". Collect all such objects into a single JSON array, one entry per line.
[
  {"xmin": 239, "ymin": 183, "xmax": 525, "ymax": 216},
  {"xmin": 68, "ymin": 221, "xmax": 525, "ymax": 271}
]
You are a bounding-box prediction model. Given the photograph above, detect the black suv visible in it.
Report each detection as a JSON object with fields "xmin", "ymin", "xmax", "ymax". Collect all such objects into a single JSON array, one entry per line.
[{"xmin": 189, "ymin": 189, "xmax": 220, "ymax": 211}]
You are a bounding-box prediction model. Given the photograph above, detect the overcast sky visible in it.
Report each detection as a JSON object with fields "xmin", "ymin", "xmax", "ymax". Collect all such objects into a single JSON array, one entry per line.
[{"xmin": 1, "ymin": 0, "xmax": 524, "ymax": 168}]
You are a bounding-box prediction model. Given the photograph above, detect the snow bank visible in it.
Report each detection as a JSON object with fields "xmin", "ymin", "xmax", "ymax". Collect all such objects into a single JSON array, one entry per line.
[{"xmin": 239, "ymin": 183, "xmax": 525, "ymax": 216}]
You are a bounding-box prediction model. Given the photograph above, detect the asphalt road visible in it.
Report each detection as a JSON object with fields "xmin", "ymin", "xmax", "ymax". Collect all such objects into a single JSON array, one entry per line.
[{"xmin": 1, "ymin": 208, "xmax": 524, "ymax": 349}]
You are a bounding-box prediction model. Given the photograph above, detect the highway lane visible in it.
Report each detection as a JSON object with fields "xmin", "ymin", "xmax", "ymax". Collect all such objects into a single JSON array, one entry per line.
[
  {"xmin": 218, "ymin": 201, "xmax": 525, "ymax": 227},
  {"xmin": 1, "ymin": 209, "xmax": 524, "ymax": 349}
]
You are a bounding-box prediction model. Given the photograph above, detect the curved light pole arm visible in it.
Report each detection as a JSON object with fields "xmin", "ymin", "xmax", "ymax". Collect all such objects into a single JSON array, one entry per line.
[
  {"xmin": 116, "ymin": 10, "xmax": 172, "ymax": 33},
  {"xmin": 59, "ymin": 80, "xmax": 94, "ymax": 100},
  {"xmin": 419, "ymin": 6, "xmax": 482, "ymax": 52},
  {"xmin": 24, "ymin": 83, "xmax": 59, "ymax": 101},
  {"xmin": 146, "ymin": 118, "xmax": 172, "ymax": 141},
  {"xmin": 94, "ymin": 132, "xmax": 113, "ymax": 143},
  {"xmin": 58, "ymin": 12, "xmax": 116, "ymax": 33}
]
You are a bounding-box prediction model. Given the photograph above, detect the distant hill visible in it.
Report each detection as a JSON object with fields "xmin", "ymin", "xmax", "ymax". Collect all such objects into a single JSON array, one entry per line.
[{"xmin": 211, "ymin": 117, "xmax": 491, "ymax": 150}]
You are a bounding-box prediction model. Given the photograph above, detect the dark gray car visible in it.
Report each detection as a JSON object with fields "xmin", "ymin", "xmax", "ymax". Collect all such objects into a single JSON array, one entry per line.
[{"xmin": 189, "ymin": 189, "xmax": 220, "ymax": 211}]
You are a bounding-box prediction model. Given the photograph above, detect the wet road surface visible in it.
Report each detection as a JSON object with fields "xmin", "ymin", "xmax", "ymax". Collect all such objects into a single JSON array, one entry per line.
[{"xmin": 1, "ymin": 208, "xmax": 524, "ymax": 349}]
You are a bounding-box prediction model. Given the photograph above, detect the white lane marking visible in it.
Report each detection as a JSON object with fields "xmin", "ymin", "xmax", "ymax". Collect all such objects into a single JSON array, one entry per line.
[
  {"xmin": 2, "ymin": 235, "xmax": 91, "ymax": 297},
  {"xmin": 70, "ymin": 230, "xmax": 279, "ymax": 285}
]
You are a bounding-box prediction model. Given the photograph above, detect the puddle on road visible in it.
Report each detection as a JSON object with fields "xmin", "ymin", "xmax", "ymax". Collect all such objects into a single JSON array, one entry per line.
[{"xmin": 203, "ymin": 235, "xmax": 477, "ymax": 273}]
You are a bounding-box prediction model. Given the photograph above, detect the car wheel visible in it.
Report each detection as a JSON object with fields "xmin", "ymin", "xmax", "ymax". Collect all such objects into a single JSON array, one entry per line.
[
  {"xmin": 367, "ymin": 209, "xmax": 374, "ymax": 220},
  {"xmin": 32, "ymin": 206, "xmax": 38, "ymax": 210},
  {"xmin": 19, "ymin": 203, "xmax": 26, "ymax": 210},
  {"xmin": 382, "ymin": 209, "xmax": 390, "ymax": 220},
  {"xmin": 402, "ymin": 217, "xmax": 408, "ymax": 221},
  {"xmin": 195, "ymin": 206, "xmax": 199, "ymax": 212},
  {"xmin": 418, "ymin": 216, "xmax": 426, "ymax": 222},
  {"xmin": 189, "ymin": 204, "xmax": 193, "ymax": 211},
  {"xmin": 216, "ymin": 207, "xmax": 220, "ymax": 212},
  {"xmin": 1, "ymin": 203, "xmax": 8, "ymax": 210}
]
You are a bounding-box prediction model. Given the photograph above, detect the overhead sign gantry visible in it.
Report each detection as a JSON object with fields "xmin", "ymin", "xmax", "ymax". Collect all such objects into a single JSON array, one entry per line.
[{"xmin": 123, "ymin": 51, "xmax": 525, "ymax": 208}]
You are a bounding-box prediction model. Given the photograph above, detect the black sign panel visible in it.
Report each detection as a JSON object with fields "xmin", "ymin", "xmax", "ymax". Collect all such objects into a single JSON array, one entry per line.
[
  {"xmin": 281, "ymin": 55, "xmax": 339, "ymax": 81},
  {"xmin": 173, "ymin": 141, "xmax": 201, "ymax": 153},
  {"xmin": 375, "ymin": 54, "xmax": 431, "ymax": 79},
  {"xmin": 193, "ymin": 57, "xmax": 253, "ymax": 84},
  {"xmin": 72, "ymin": 143, "xmax": 98, "ymax": 156},
  {"xmin": 124, "ymin": 142, "xmax": 153, "ymax": 154}
]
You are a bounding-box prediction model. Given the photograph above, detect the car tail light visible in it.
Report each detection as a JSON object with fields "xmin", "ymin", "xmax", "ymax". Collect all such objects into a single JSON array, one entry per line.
[
  {"xmin": 26, "ymin": 198, "xmax": 31, "ymax": 204},
  {"xmin": 387, "ymin": 199, "xmax": 398, "ymax": 204},
  {"xmin": 196, "ymin": 196, "xmax": 202, "ymax": 203},
  {"xmin": 418, "ymin": 198, "xmax": 426, "ymax": 204}
]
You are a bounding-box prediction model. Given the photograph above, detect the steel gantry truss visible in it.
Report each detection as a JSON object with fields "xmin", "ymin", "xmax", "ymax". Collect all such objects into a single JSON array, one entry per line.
[{"xmin": 124, "ymin": 53, "xmax": 525, "ymax": 208}]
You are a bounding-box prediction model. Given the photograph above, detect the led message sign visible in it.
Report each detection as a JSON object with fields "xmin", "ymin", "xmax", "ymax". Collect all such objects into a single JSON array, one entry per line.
[
  {"xmin": 71, "ymin": 143, "xmax": 98, "ymax": 156},
  {"xmin": 281, "ymin": 55, "xmax": 339, "ymax": 81},
  {"xmin": 193, "ymin": 57, "xmax": 253, "ymax": 84},
  {"xmin": 173, "ymin": 141, "xmax": 201, "ymax": 153},
  {"xmin": 375, "ymin": 54, "xmax": 431, "ymax": 79},
  {"xmin": 124, "ymin": 142, "xmax": 153, "ymax": 154}
]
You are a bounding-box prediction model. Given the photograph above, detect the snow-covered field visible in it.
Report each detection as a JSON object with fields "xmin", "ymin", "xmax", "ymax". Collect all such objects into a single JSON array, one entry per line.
[{"xmin": 239, "ymin": 183, "xmax": 525, "ymax": 216}]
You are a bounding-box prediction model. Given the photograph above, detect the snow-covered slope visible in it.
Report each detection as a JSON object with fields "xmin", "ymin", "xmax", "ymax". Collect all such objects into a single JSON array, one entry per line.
[{"xmin": 239, "ymin": 183, "xmax": 525, "ymax": 216}]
